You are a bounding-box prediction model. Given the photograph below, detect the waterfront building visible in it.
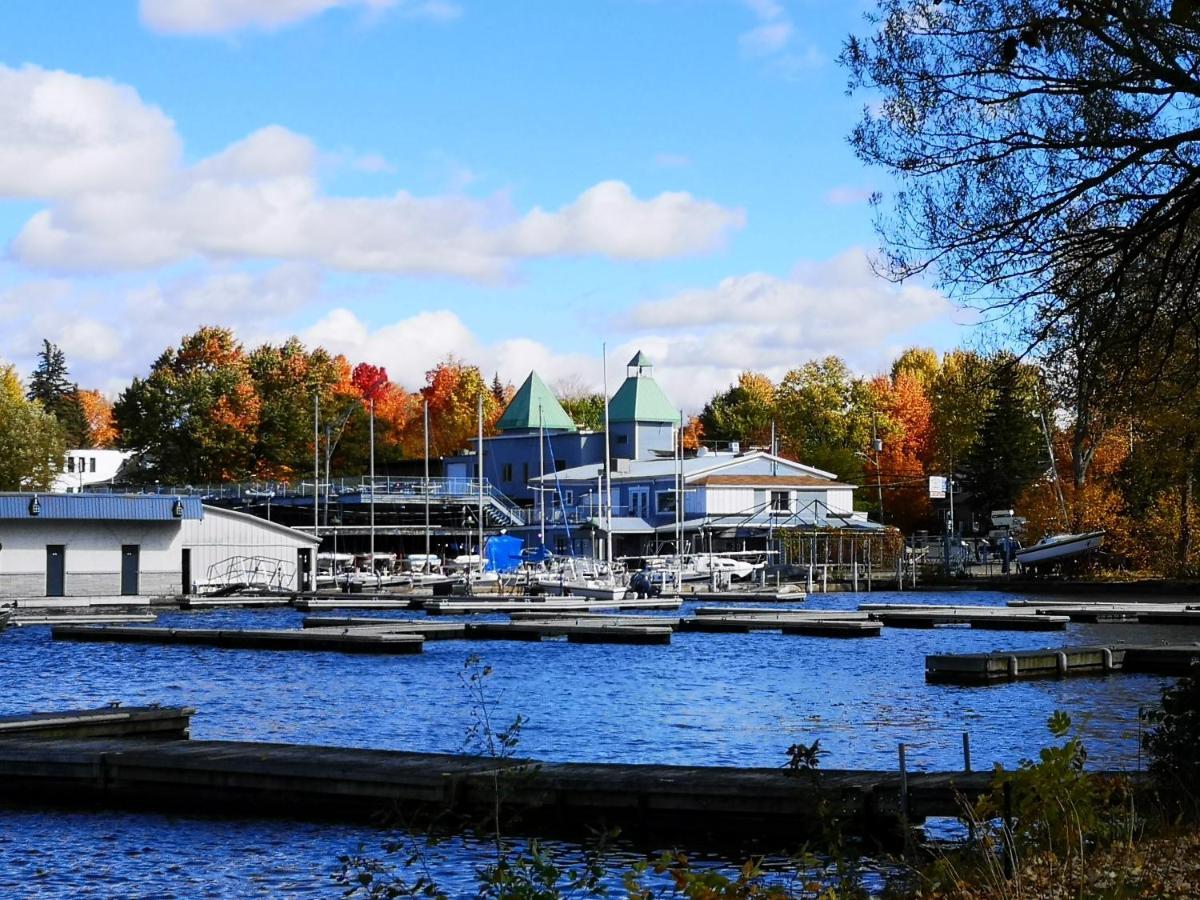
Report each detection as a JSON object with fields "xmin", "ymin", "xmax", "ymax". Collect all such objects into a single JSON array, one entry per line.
[
  {"xmin": 52, "ymin": 448, "xmax": 134, "ymax": 494},
  {"xmin": 0, "ymin": 494, "xmax": 319, "ymax": 599}
]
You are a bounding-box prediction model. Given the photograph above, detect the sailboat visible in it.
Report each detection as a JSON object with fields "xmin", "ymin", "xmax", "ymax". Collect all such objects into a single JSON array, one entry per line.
[{"xmin": 552, "ymin": 346, "xmax": 629, "ymax": 602}]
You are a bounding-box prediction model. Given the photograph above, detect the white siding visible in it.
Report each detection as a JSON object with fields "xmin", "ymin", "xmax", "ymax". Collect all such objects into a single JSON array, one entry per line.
[
  {"xmin": 0, "ymin": 504, "xmax": 317, "ymax": 598},
  {"xmin": 704, "ymin": 487, "xmax": 757, "ymax": 514},
  {"xmin": 181, "ymin": 507, "xmax": 317, "ymax": 590},
  {"xmin": 827, "ymin": 489, "xmax": 854, "ymax": 514}
]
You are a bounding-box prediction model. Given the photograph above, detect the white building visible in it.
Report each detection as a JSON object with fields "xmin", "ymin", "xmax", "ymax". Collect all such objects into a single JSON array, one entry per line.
[
  {"xmin": 52, "ymin": 449, "xmax": 134, "ymax": 493},
  {"xmin": 0, "ymin": 494, "xmax": 318, "ymax": 599}
]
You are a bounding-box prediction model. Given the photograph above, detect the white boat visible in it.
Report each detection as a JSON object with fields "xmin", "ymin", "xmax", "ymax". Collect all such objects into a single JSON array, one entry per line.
[{"xmin": 1015, "ymin": 531, "xmax": 1104, "ymax": 566}]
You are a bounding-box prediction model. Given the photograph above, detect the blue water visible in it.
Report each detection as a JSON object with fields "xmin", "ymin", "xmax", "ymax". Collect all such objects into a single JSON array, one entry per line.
[{"xmin": 0, "ymin": 590, "xmax": 1192, "ymax": 896}]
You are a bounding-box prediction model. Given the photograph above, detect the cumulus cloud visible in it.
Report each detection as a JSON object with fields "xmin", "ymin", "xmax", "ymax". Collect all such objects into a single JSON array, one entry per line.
[
  {"xmin": 139, "ymin": 0, "xmax": 461, "ymax": 36},
  {"xmin": 738, "ymin": 0, "xmax": 792, "ymax": 57},
  {"xmin": 1, "ymin": 65, "xmax": 743, "ymax": 279},
  {"xmin": 621, "ymin": 247, "xmax": 956, "ymax": 405}
]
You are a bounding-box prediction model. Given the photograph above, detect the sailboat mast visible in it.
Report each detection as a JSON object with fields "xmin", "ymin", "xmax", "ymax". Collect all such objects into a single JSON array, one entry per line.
[
  {"xmin": 676, "ymin": 409, "xmax": 683, "ymax": 588},
  {"xmin": 602, "ymin": 344, "xmax": 614, "ymax": 567},
  {"xmin": 423, "ymin": 398, "xmax": 431, "ymax": 571},
  {"xmin": 539, "ymin": 403, "xmax": 546, "ymax": 547},
  {"xmin": 313, "ymin": 394, "xmax": 320, "ymax": 539},
  {"xmin": 477, "ymin": 392, "xmax": 484, "ymax": 584},
  {"xmin": 1034, "ymin": 382, "xmax": 1069, "ymax": 528},
  {"xmin": 369, "ymin": 397, "xmax": 375, "ymax": 573}
]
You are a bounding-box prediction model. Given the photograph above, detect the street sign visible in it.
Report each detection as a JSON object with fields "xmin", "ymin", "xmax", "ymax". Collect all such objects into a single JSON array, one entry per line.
[{"xmin": 929, "ymin": 476, "xmax": 947, "ymax": 499}]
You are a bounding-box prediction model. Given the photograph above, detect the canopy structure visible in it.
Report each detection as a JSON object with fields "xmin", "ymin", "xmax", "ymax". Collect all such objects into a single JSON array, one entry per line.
[{"xmin": 496, "ymin": 372, "xmax": 577, "ymax": 433}]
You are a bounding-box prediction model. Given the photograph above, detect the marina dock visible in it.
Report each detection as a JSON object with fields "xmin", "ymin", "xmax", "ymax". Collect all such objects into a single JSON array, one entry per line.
[
  {"xmin": 51, "ymin": 625, "xmax": 425, "ymax": 654},
  {"xmin": 859, "ymin": 604, "xmax": 1070, "ymax": 631},
  {"xmin": 0, "ymin": 705, "xmax": 1004, "ymax": 843},
  {"xmin": 926, "ymin": 643, "xmax": 1200, "ymax": 684}
]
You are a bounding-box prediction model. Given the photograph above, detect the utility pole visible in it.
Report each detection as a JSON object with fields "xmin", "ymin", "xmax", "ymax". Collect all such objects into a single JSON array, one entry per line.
[
  {"xmin": 423, "ymin": 398, "xmax": 431, "ymax": 572},
  {"xmin": 872, "ymin": 414, "xmax": 884, "ymax": 524}
]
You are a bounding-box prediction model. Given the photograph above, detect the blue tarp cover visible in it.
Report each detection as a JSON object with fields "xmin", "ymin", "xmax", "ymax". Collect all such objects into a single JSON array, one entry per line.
[{"xmin": 485, "ymin": 535, "xmax": 525, "ymax": 573}]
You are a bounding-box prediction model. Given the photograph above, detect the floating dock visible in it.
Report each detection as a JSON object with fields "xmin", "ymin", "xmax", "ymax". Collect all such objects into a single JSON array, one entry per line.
[
  {"xmin": 677, "ymin": 616, "xmax": 880, "ymax": 637},
  {"xmin": 51, "ymin": 625, "xmax": 424, "ymax": 655},
  {"xmin": 463, "ymin": 621, "xmax": 673, "ymax": 644},
  {"xmin": 11, "ymin": 613, "xmax": 159, "ymax": 627},
  {"xmin": 293, "ymin": 596, "xmax": 422, "ymax": 611},
  {"xmin": 926, "ymin": 643, "xmax": 1200, "ymax": 684},
  {"xmin": 0, "ymin": 705, "xmax": 1003, "ymax": 843},
  {"xmin": 859, "ymin": 604, "xmax": 1069, "ymax": 631},
  {"xmin": 0, "ymin": 705, "xmax": 193, "ymax": 741},
  {"xmin": 422, "ymin": 597, "xmax": 682, "ymax": 616}
]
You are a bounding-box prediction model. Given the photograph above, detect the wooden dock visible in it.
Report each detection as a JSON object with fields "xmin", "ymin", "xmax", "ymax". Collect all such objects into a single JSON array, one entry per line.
[
  {"xmin": 293, "ymin": 596, "xmax": 421, "ymax": 611},
  {"xmin": 0, "ymin": 705, "xmax": 194, "ymax": 741},
  {"xmin": 463, "ymin": 621, "xmax": 673, "ymax": 644},
  {"xmin": 678, "ymin": 616, "xmax": 880, "ymax": 637},
  {"xmin": 860, "ymin": 604, "xmax": 1069, "ymax": 631},
  {"xmin": 0, "ymin": 705, "xmax": 996, "ymax": 843},
  {"xmin": 179, "ymin": 596, "xmax": 293, "ymax": 609},
  {"xmin": 11, "ymin": 613, "xmax": 159, "ymax": 627},
  {"xmin": 422, "ymin": 597, "xmax": 682, "ymax": 616},
  {"xmin": 926, "ymin": 643, "xmax": 1200, "ymax": 684},
  {"xmin": 51, "ymin": 625, "xmax": 424, "ymax": 655},
  {"xmin": 1005, "ymin": 600, "xmax": 1200, "ymax": 625}
]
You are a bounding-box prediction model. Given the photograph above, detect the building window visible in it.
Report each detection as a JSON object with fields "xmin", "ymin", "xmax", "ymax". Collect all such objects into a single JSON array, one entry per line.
[
  {"xmin": 67, "ymin": 458, "xmax": 75, "ymax": 473},
  {"xmin": 555, "ymin": 459, "xmax": 566, "ymax": 471},
  {"xmin": 564, "ymin": 490, "xmax": 574, "ymax": 506},
  {"xmin": 771, "ymin": 491, "xmax": 790, "ymax": 512},
  {"xmin": 522, "ymin": 463, "xmax": 529, "ymax": 484},
  {"xmin": 90, "ymin": 457, "xmax": 96, "ymax": 473},
  {"xmin": 555, "ymin": 537, "xmax": 568, "ymax": 554},
  {"xmin": 502, "ymin": 463, "xmax": 513, "ymax": 482},
  {"xmin": 616, "ymin": 434, "xmax": 628, "ymax": 445},
  {"xmin": 657, "ymin": 491, "xmax": 677, "ymax": 514}
]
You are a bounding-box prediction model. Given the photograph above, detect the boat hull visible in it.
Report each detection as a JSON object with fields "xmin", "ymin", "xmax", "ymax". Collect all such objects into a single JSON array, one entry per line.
[{"xmin": 1016, "ymin": 532, "xmax": 1104, "ymax": 565}]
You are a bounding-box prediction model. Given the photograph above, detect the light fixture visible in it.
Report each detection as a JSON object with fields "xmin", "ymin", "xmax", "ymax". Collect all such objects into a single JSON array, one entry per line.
[
  {"xmin": 28, "ymin": 495, "xmax": 40, "ymax": 516},
  {"xmin": 172, "ymin": 498, "xmax": 184, "ymax": 518}
]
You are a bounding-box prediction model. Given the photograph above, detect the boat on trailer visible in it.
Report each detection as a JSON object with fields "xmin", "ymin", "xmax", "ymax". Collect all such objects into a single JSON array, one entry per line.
[{"xmin": 1016, "ymin": 531, "xmax": 1105, "ymax": 566}]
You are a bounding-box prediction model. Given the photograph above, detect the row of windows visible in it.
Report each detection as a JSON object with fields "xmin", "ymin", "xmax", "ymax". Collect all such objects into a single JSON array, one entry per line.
[
  {"xmin": 499, "ymin": 461, "xmax": 566, "ymax": 483},
  {"xmin": 63, "ymin": 456, "xmax": 98, "ymax": 474}
]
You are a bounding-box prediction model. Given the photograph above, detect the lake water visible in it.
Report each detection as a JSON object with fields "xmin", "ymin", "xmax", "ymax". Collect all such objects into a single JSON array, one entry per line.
[{"xmin": 0, "ymin": 590, "xmax": 1193, "ymax": 896}]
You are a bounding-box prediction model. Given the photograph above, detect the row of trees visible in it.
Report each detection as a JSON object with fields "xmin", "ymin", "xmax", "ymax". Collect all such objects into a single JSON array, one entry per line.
[{"xmin": 6, "ymin": 322, "xmax": 1200, "ymax": 574}]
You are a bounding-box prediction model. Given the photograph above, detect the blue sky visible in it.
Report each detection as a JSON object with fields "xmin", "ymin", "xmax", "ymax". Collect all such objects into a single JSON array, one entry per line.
[{"xmin": 0, "ymin": 0, "xmax": 971, "ymax": 408}]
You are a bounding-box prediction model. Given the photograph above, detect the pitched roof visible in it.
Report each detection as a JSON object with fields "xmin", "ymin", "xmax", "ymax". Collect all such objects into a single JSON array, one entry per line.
[
  {"xmin": 608, "ymin": 368, "xmax": 680, "ymax": 424},
  {"xmin": 628, "ymin": 350, "xmax": 652, "ymax": 368},
  {"xmin": 0, "ymin": 493, "xmax": 203, "ymax": 521},
  {"xmin": 496, "ymin": 372, "xmax": 577, "ymax": 432},
  {"xmin": 693, "ymin": 475, "xmax": 854, "ymax": 489}
]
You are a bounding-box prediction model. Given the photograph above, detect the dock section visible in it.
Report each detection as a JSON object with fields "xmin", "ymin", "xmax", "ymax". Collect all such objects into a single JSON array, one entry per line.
[
  {"xmin": 51, "ymin": 625, "xmax": 424, "ymax": 655},
  {"xmin": 0, "ymin": 706, "xmax": 194, "ymax": 741},
  {"xmin": 926, "ymin": 643, "xmax": 1200, "ymax": 684}
]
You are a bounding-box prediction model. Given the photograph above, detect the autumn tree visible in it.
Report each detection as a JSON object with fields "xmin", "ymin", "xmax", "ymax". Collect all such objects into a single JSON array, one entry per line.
[
  {"xmin": 774, "ymin": 356, "xmax": 873, "ymax": 481},
  {"xmin": 114, "ymin": 327, "xmax": 261, "ymax": 483},
  {"xmin": 699, "ymin": 372, "xmax": 775, "ymax": 447},
  {"xmin": 555, "ymin": 377, "xmax": 606, "ymax": 431},
  {"xmin": 929, "ymin": 350, "xmax": 992, "ymax": 472},
  {"xmin": 868, "ymin": 371, "xmax": 935, "ymax": 532},
  {"xmin": 247, "ymin": 339, "xmax": 346, "ymax": 480},
  {"xmin": 0, "ymin": 364, "xmax": 67, "ymax": 490},
  {"xmin": 845, "ymin": 1, "xmax": 1200, "ymax": 391},
  {"xmin": 414, "ymin": 358, "xmax": 499, "ymax": 458},
  {"xmin": 76, "ymin": 390, "xmax": 118, "ymax": 449}
]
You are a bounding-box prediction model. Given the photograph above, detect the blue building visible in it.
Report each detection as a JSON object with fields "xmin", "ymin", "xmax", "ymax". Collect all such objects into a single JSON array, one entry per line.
[{"xmin": 445, "ymin": 352, "xmax": 871, "ymax": 560}]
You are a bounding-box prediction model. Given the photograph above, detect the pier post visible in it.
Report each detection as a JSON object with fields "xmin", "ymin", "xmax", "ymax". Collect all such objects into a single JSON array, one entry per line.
[
  {"xmin": 962, "ymin": 732, "xmax": 971, "ymax": 772},
  {"xmin": 898, "ymin": 743, "xmax": 909, "ymax": 827}
]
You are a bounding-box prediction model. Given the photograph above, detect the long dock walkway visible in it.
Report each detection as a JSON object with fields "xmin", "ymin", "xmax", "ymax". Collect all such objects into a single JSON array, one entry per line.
[
  {"xmin": 927, "ymin": 643, "xmax": 1200, "ymax": 684},
  {"xmin": 0, "ymin": 706, "xmax": 992, "ymax": 843},
  {"xmin": 51, "ymin": 625, "xmax": 424, "ymax": 654}
]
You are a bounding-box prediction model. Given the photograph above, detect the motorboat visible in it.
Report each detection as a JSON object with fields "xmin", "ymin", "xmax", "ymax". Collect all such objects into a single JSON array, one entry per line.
[
  {"xmin": 0, "ymin": 604, "xmax": 12, "ymax": 630},
  {"xmin": 1015, "ymin": 531, "xmax": 1105, "ymax": 566}
]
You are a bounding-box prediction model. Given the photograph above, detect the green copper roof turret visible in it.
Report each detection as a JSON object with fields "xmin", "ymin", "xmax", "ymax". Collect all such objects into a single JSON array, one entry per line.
[
  {"xmin": 496, "ymin": 371, "xmax": 578, "ymax": 432},
  {"xmin": 608, "ymin": 350, "xmax": 680, "ymax": 424}
]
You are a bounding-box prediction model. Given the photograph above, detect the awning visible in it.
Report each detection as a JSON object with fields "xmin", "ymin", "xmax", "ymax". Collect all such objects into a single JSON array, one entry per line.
[{"xmin": 587, "ymin": 516, "xmax": 656, "ymax": 534}]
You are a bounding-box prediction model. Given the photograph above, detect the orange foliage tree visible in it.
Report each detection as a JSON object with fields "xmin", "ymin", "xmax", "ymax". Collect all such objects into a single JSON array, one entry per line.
[
  {"xmin": 867, "ymin": 371, "xmax": 935, "ymax": 532},
  {"xmin": 77, "ymin": 389, "xmax": 118, "ymax": 448},
  {"xmin": 408, "ymin": 358, "xmax": 500, "ymax": 458}
]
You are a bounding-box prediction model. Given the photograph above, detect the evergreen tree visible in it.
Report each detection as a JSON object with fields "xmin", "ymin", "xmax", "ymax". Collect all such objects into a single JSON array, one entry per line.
[
  {"xmin": 961, "ymin": 361, "xmax": 1046, "ymax": 517},
  {"xmin": 26, "ymin": 339, "xmax": 89, "ymax": 447},
  {"xmin": 491, "ymin": 372, "xmax": 506, "ymax": 406}
]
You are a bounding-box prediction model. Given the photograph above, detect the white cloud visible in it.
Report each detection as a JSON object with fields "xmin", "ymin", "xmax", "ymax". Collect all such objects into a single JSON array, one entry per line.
[
  {"xmin": 622, "ymin": 248, "xmax": 956, "ymax": 406},
  {"xmin": 0, "ymin": 66, "xmax": 742, "ymax": 279},
  {"xmin": 139, "ymin": 0, "xmax": 461, "ymax": 35},
  {"xmin": 738, "ymin": 0, "xmax": 792, "ymax": 57},
  {"xmin": 823, "ymin": 185, "xmax": 876, "ymax": 206},
  {"xmin": 653, "ymin": 152, "xmax": 692, "ymax": 169},
  {"xmin": 0, "ymin": 64, "xmax": 178, "ymax": 198},
  {"xmin": 739, "ymin": 22, "xmax": 793, "ymax": 57}
]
